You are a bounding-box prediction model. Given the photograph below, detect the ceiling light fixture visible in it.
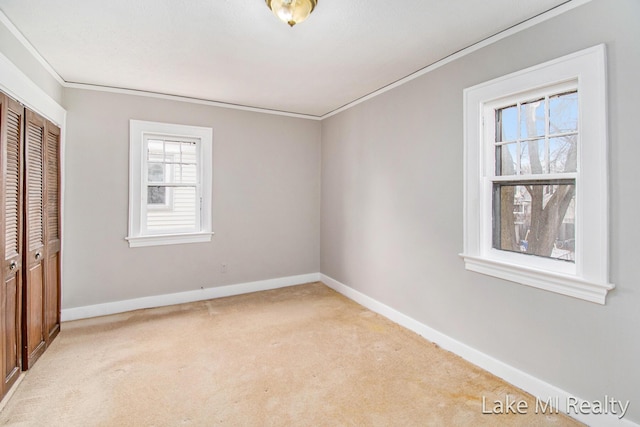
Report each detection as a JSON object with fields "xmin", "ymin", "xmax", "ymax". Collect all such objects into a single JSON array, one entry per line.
[{"xmin": 266, "ymin": 0, "xmax": 317, "ymax": 27}]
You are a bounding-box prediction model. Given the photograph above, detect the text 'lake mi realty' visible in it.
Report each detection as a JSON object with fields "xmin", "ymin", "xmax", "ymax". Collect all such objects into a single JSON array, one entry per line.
[{"xmin": 482, "ymin": 395, "xmax": 630, "ymax": 419}]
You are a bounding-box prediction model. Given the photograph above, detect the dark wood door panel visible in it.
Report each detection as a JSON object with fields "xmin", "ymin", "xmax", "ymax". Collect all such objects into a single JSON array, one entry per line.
[
  {"xmin": 24, "ymin": 264, "xmax": 45, "ymax": 368},
  {"xmin": 1, "ymin": 93, "xmax": 24, "ymax": 399},
  {"xmin": 44, "ymin": 120, "xmax": 60, "ymax": 343},
  {"xmin": 45, "ymin": 251, "xmax": 60, "ymax": 341},
  {"xmin": 3, "ymin": 276, "xmax": 22, "ymax": 391},
  {"xmin": 22, "ymin": 109, "xmax": 46, "ymax": 370}
]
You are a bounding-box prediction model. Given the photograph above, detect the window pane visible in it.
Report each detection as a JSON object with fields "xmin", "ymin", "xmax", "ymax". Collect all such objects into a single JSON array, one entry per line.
[
  {"xmin": 146, "ymin": 186, "xmax": 197, "ymax": 231},
  {"xmin": 147, "ymin": 140, "xmax": 164, "ymax": 158},
  {"xmin": 493, "ymin": 183, "xmax": 575, "ymax": 262},
  {"xmin": 181, "ymin": 142, "xmax": 197, "ymax": 163},
  {"xmin": 520, "ymin": 99, "xmax": 545, "ymax": 139},
  {"xmin": 520, "ymin": 139, "xmax": 545, "ymax": 174},
  {"xmin": 165, "ymin": 140, "xmax": 181, "ymax": 155},
  {"xmin": 497, "ymin": 143, "xmax": 517, "ymax": 175},
  {"xmin": 178, "ymin": 164, "xmax": 197, "ymax": 184},
  {"xmin": 550, "ymin": 91, "xmax": 578, "ymax": 134},
  {"xmin": 165, "ymin": 162, "xmax": 178, "ymax": 182},
  {"xmin": 147, "ymin": 186, "xmax": 166, "ymax": 205},
  {"xmin": 148, "ymin": 163, "xmax": 165, "ymax": 183},
  {"xmin": 549, "ymin": 136, "xmax": 577, "ymax": 173},
  {"xmin": 496, "ymin": 105, "xmax": 517, "ymax": 142}
]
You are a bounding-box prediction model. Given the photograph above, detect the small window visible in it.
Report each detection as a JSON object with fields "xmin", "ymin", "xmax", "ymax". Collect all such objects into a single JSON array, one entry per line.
[
  {"xmin": 127, "ymin": 120, "xmax": 213, "ymax": 247},
  {"xmin": 461, "ymin": 45, "xmax": 614, "ymax": 304}
]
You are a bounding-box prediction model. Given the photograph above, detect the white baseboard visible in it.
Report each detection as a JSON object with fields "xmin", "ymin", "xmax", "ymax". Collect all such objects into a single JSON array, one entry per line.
[
  {"xmin": 321, "ymin": 274, "xmax": 638, "ymax": 427},
  {"xmin": 61, "ymin": 273, "xmax": 321, "ymax": 322}
]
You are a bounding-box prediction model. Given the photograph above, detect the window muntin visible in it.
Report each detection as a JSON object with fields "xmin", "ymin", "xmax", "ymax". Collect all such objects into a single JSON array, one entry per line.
[{"xmin": 490, "ymin": 87, "xmax": 577, "ymax": 263}]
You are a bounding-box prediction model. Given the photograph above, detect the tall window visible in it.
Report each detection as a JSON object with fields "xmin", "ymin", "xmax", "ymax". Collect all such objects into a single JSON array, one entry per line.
[
  {"xmin": 127, "ymin": 120, "xmax": 213, "ymax": 247},
  {"xmin": 461, "ymin": 45, "xmax": 613, "ymax": 304}
]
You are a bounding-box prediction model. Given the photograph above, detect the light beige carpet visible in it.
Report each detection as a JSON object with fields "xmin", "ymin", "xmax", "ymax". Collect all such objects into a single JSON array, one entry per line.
[{"xmin": 0, "ymin": 282, "xmax": 582, "ymax": 426}]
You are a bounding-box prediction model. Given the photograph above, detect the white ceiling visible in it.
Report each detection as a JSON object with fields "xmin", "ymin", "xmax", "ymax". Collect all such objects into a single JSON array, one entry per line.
[{"xmin": 0, "ymin": 0, "xmax": 571, "ymax": 117}]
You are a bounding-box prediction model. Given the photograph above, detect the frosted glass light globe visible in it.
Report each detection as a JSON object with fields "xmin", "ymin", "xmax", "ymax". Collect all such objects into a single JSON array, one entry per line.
[{"xmin": 266, "ymin": 0, "xmax": 318, "ymax": 27}]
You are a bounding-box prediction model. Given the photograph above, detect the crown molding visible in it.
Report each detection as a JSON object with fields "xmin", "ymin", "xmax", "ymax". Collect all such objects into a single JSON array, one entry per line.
[
  {"xmin": 320, "ymin": 0, "xmax": 593, "ymax": 119},
  {"xmin": 1, "ymin": 1, "xmax": 593, "ymax": 121},
  {"xmin": 0, "ymin": 10, "xmax": 65, "ymax": 85},
  {"xmin": 64, "ymin": 82, "xmax": 322, "ymax": 120}
]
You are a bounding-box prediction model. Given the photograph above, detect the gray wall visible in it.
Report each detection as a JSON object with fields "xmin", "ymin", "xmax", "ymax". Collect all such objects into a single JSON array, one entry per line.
[
  {"xmin": 320, "ymin": 0, "xmax": 640, "ymax": 422},
  {"xmin": 62, "ymin": 88, "xmax": 321, "ymax": 308}
]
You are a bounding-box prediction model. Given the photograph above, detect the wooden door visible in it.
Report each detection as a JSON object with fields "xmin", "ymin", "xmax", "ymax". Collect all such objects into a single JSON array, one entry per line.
[
  {"xmin": 22, "ymin": 109, "xmax": 46, "ymax": 369},
  {"xmin": 0, "ymin": 93, "xmax": 24, "ymax": 398},
  {"xmin": 43, "ymin": 120, "xmax": 60, "ymax": 342}
]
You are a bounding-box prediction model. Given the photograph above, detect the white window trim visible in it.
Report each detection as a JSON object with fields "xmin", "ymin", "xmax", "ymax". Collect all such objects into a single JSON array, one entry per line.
[
  {"xmin": 461, "ymin": 44, "xmax": 614, "ymax": 304},
  {"xmin": 127, "ymin": 120, "xmax": 213, "ymax": 248}
]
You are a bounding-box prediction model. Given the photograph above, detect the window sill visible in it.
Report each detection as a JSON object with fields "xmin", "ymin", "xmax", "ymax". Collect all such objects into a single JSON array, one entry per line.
[
  {"xmin": 460, "ymin": 254, "xmax": 614, "ymax": 304},
  {"xmin": 126, "ymin": 232, "xmax": 214, "ymax": 248}
]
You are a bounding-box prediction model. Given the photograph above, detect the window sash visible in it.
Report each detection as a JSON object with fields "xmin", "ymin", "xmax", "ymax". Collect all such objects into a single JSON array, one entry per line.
[
  {"xmin": 486, "ymin": 83, "xmax": 579, "ymax": 267},
  {"xmin": 486, "ymin": 82, "xmax": 579, "ymax": 179},
  {"xmin": 491, "ymin": 179, "xmax": 576, "ymax": 263},
  {"xmin": 141, "ymin": 135, "xmax": 202, "ymax": 235}
]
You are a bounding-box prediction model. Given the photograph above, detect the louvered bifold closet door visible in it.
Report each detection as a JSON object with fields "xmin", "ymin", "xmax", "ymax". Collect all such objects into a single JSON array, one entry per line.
[
  {"xmin": 23, "ymin": 109, "xmax": 46, "ymax": 369},
  {"xmin": 43, "ymin": 120, "xmax": 60, "ymax": 342},
  {"xmin": 0, "ymin": 93, "xmax": 24, "ymax": 399}
]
